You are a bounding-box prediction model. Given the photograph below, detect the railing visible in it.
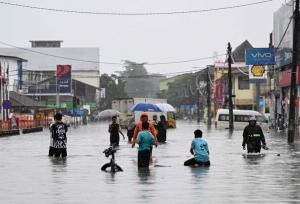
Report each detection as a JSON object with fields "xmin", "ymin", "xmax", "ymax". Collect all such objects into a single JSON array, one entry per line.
[{"xmin": 0, "ymin": 119, "xmax": 52, "ymax": 131}]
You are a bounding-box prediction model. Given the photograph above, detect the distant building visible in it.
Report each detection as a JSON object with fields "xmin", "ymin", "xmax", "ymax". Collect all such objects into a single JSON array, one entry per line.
[
  {"xmin": 0, "ymin": 55, "xmax": 28, "ymax": 120},
  {"xmin": 213, "ymin": 40, "xmax": 270, "ymax": 114},
  {"xmin": 0, "ymin": 41, "xmax": 100, "ymax": 110}
]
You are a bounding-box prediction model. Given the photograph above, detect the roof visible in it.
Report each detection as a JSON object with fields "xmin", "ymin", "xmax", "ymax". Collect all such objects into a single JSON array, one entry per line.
[
  {"xmin": 232, "ymin": 40, "xmax": 253, "ymax": 63},
  {"xmin": 216, "ymin": 109, "xmax": 262, "ymax": 115},
  {"xmin": 0, "ymin": 47, "xmax": 99, "ymax": 71},
  {"xmin": 0, "ymin": 54, "xmax": 27, "ymax": 62},
  {"xmin": 9, "ymin": 91, "xmax": 45, "ymax": 107}
]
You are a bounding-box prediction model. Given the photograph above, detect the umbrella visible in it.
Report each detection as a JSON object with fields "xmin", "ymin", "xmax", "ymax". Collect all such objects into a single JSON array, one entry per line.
[
  {"xmin": 97, "ymin": 109, "xmax": 121, "ymax": 119},
  {"xmin": 156, "ymin": 103, "xmax": 176, "ymax": 112},
  {"xmin": 130, "ymin": 103, "xmax": 162, "ymax": 112}
]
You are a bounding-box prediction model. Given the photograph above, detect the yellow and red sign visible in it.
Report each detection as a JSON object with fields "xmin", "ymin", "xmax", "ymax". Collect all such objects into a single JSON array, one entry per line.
[{"xmin": 249, "ymin": 65, "xmax": 267, "ymax": 81}]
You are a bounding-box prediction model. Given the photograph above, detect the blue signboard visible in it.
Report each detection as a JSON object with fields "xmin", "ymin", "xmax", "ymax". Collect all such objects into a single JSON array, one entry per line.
[
  {"xmin": 246, "ymin": 48, "xmax": 275, "ymax": 65},
  {"xmin": 2, "ymin": 100, "xmax": 12, "ymax": 109},
  {"xmin": 259, "ymin": 98, "xmax": 265, "ymax": 107},
  {"xmin": 275, "ymin": 48, "xmax": 293, "ymax": 67},
  {"xmin": 57, "ymin": 65, "xmax": 72, "ymax": 93}
]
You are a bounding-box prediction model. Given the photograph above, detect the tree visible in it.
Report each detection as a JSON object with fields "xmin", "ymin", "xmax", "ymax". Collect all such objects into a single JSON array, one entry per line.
[
  {"xmin": 118, "ymin": 60, "xmax": 164, "ymax": 98},
  {"xmin": 99, "ymin": 74, "xmax": 127, "ymax": 110}
]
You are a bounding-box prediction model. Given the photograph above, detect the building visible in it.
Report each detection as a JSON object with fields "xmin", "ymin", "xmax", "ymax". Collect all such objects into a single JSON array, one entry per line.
[
  {"xmin": 270, "ymin": 0, "xmax": 300, "ymax": 125},
  {"xmin": 0, "ymin": 55, "xmax": 28, "ymax": 120},
  {"xmin": 0, "ymin": 41, "xmax": 100, "ymax": 111},
  {"xmin": 213, "ymin": 40, "xmax": 270, "ymax": 114}
]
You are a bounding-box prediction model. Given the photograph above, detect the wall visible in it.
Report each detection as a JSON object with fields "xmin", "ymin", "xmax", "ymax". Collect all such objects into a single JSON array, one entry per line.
[
  {"xmin": 0, "ymin": 58, "xmax": 20, "ymax": 92},
  {"xmin": 73, "ymin": 70, "xmax": 99, "ymax": 89}
]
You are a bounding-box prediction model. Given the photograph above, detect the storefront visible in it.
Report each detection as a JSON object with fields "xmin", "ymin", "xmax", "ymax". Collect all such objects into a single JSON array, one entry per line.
[{"xmin": 278, "ymin": 66, "xmax": 300, "ymax": 121}]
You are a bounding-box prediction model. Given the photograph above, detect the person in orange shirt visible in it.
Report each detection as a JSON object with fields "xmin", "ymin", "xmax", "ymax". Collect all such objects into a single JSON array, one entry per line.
[{"xmin": 132, "ymin": 112, "xmax": 158, "ymax": 148}]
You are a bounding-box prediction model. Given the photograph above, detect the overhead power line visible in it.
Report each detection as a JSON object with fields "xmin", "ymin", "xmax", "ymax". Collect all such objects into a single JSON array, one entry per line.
[
  {"xmin": 0, "ymin": 40, "xmax": 223, "ymax": 66},
  {"xmin": 0, "ymin": 40, "xmax": 121, "ymax": 65},
  {"xmin": 146, "ymin": 55, "xmax": 225, "ymax": 65},
  {"xmin": 21, "ymin": 68, "xmax": 204, "ymax": 87},
  {"xmin": 276, "ymin": 12, "xmax": 294, "ymax": 49},
  {"xmin": 0, "ymin": 0, "xmax": 273, "ymax": 16}
]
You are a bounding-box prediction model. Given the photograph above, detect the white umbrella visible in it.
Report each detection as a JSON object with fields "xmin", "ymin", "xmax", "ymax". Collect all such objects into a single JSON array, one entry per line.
[
  {"xmin": 156, "ymin": 103, "xmax": 176, "ymax": 112},
  {"xmin": 97, "ymin": 109, "xmax": 122, "ymax": 119}
]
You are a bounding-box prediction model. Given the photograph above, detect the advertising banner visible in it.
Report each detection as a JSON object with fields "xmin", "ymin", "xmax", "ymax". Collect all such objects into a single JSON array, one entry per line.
[
  {"xmin": 245, "ymin": 48, "xmax": 275, "ymax": 65},
  {"xmin": 249, "ymin": 65, "xmax": 267, "ymax": 83},
  {"xmin": 215, "ymin": 79, "xmax": 223, "ymax": 103},
  {"xmin": 57, "ymin": 65, "xmax": 72, "ymax": 93},
  {"xmin": 273, "ymin": 1, "xmax": 294, "ymax": 67},
  {"xmin": 278, "ymin": 66, "xmax": 300, "ymax": 87}
]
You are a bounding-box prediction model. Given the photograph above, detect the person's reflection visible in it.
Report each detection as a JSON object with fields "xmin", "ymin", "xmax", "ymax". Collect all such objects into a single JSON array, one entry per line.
[
  {"xmin": 242, "ymin": 153, "xmax": 265, "ymax": 165},
  {"xmin": 48, "ymin": 157, "xmax": 67, "ymax": 203},
  {"xmin": 49, "ymin": 157, "xmax": 68, "ymax": 173},
  {"xmin": 136, "ymin": 168, "xmax": 154, "ymax": 202},
  {"xmin": 190, "ymin": 166, "xmax": 210, "ymax": 190},
  {"xmin": 190, "ymin": 166, "xmax": 209, "ymax": 178},
  {"xmin": 138, "ymin": 167, "xmax": 151, "ymax": 183}
]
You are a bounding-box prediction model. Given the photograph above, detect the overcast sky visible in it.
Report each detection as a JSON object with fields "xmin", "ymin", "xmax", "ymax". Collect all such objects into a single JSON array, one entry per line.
[{"xmin": 0, "ymin": 0, "xmax": 287, "ymax": 75}]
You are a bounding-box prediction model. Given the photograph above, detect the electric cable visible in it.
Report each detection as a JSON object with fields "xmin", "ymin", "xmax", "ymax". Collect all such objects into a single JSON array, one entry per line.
[{"xmin": 0, "ymin": 0, "xmax": 274, "ymax": 16}]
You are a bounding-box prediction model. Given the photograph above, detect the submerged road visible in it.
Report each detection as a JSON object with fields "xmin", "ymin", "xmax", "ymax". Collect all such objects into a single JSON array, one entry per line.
[{"xmin": 0, "ymin": 121, "xmax": 300, "ymax": 203}]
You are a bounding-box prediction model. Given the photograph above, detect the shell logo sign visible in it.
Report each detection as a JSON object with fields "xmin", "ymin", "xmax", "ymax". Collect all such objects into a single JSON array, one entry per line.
[
  {"xmin": 251, "ymin": 65, "xmax": 265, "ymax": 77},
  {"xmin": 249, "ymin": 65, "xmax": 267, "ymax": 81}
]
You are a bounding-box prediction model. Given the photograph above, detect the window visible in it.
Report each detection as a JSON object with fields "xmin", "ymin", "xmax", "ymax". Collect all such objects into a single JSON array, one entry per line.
[
  {"xmin": 219, "ymin": 114, "xmax": 229, "ymax": 121},
  {"xmin": 235, "ymin": 115, "xmax": 250, "ymax": 122},
  {"xmin": 256, "ymin": 116, "xmax": 267, "ymax": 123},
  {"xmin": 238, "ymin": 76, "xmax": 249, "ymax": 90}
]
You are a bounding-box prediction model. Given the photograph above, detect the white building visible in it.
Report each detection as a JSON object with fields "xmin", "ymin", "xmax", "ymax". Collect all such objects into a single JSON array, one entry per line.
[
  {"xmin": 0, "ymin": 41, "xmax": 100, "ymax": 108},
  {"xmin": 0, "ymin": 55, "xmax": 27, "ymax": 120}
]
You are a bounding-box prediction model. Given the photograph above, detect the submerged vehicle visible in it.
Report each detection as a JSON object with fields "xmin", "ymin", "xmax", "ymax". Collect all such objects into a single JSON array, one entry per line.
[{"xmin": 215, "ymin": 109, "xmax": 268, "ymax": 130}]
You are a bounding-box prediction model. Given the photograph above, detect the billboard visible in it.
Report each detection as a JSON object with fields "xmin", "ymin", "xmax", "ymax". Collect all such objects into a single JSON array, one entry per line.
[
  {"xmin": 56, "ymin": 65, "xmax": 72, "ymax": 93},
  {"xmin": 273, "ymin": 1, "xmax": 294, "ymax": 67},
  {"xmin": 245, "ymin": 48, "xmax": 275, "ymax": 65},
  {"xmin": 249, "ymin": 65, "xmax": 267, "ymax": 83},
  {"xmin": 215, "ymin": 79, "xmax": 223, "ymax": 103},
  {"xmin": 278, "ymin": 66, "xmax": 300, "ymax": 87}
]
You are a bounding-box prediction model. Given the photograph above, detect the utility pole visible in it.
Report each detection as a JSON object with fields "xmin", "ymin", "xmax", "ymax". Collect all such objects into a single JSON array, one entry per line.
[
  {"xmin": 227, "ymin": 43, "xmax": 234, "ymax": 131},
  {"xmin": 207, "ymin": 66, "xmax": 212, "ymax": 127},
  {"xmin": 197, "ymin": 87, "xmax": 200, "ymax": 123},
  {"xmin": 0, "ymin": 63, "xmax": 2, "ymax": 121},
  {"xmin": 56, "ymin": 84, "xmax": 60, "ymax": 109},
  {"xmin": 288, "ymin": 0, "xmax": 300, "ymax": 143}
]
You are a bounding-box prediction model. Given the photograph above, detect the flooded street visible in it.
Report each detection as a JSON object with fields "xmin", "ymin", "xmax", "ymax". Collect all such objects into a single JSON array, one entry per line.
[{"xmin": 1, "ymin": 121, "xmax": 300, "ymax": 203}]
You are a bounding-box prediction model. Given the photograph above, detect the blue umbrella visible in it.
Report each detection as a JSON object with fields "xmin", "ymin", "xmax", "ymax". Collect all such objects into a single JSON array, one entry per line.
[{"xmin": 130, "ymin": 103, "xmax": 162, "ymax": 112}]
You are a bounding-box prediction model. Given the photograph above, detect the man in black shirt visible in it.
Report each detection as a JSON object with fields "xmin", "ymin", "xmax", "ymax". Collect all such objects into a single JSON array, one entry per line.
[
  {"xmin": 50, "ymin": 113, "xmax": 68, "ymax": 158},
  {"xmin": 108, "ymin": 116, "xmax": 125, "ymax": 147}
]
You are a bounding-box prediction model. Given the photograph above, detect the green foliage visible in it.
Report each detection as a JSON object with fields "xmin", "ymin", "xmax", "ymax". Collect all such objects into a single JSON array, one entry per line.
[
  {"xmin": 159, "ymin": 74, "xmax": 197, "ymax": 107},
  {"xmin": 118, "ymin": 60, "xmax": 163, "ymax": 98},
  {"xmin": 100, "ymin": 74, "xmax": 127, "ymax": 110}
]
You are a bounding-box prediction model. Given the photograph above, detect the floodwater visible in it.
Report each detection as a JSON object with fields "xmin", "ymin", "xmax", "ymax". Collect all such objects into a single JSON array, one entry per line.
[{"xmin": 1, "ymin": 121, "xmax": 300, "ymax": 203}]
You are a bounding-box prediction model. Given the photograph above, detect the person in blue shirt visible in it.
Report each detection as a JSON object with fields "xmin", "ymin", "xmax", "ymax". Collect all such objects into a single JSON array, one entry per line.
[
  {"xmin": 184, "ymin": 129, "xmax": 210, "ymax": 167},
  {"xmin": 137, "ymin": 122, "xmax": 155, "ymax": 168}
]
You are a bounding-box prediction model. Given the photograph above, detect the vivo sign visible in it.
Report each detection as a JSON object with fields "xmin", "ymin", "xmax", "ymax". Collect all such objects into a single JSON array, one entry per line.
[{"xmin": 246, "ymin": 48, "xmax": 275, "ymax": 65}]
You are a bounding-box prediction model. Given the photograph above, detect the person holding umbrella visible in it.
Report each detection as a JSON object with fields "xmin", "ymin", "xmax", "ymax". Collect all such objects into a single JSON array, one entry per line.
[{"xmin": 132, "ymin": 112, "xmax": 157, "ymax": 148}]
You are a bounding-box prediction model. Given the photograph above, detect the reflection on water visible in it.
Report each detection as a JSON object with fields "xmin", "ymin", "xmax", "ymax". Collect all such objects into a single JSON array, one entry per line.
[
  {"xmin": 242, "ymin": 153, "xmax": 266, "ymax": 165},
  {"xmin": 138, "ymin": 167, "xmax": 151, "ymax": 181},
  {"xmin": 49, "ymin": 157, "xmax": 68, "ymax": 173},
  {"xmin": 0, "ymin": 121, "xmax": 300, "ymax": 203}
]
